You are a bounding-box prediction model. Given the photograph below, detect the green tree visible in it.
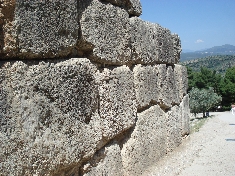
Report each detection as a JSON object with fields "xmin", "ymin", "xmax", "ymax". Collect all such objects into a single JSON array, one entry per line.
[
  {"xmin": 187, "ymin": 67, "xmax": 222, "ymax": 93},
  {"xmin": 189, "ymin": 87, "xmax": 222, "ymax": 117},
  {"xmin": 219, "ymin": 67, "xmax": 235, "ymax": 109}
]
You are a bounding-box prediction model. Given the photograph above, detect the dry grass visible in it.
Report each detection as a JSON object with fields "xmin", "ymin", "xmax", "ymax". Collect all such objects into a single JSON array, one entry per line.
[{"xmin": 190, "ymin": 116, "xmax": 213, "ymax": 133}]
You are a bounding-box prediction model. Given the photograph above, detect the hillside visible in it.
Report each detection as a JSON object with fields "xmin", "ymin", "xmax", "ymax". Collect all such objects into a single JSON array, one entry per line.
[
  {"xmin": 180, "ymin": 55, "xmax": 235, "ymax": 74},
  {"xmin": 181, "ymin": 44, "xmax": 235, "ymax": 61}
]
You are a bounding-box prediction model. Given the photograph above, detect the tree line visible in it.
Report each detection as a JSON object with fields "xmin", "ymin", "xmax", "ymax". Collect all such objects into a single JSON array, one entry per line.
[{"xmin": 187, "ymin": 66, "xmax": 235, "ymax": 116}]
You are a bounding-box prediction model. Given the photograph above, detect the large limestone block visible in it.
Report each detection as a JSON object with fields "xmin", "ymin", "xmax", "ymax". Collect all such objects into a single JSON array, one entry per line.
[
  {"xmin": 180, "ymin": 95, "xmax": 190, "ymax": 136},
  {"xmin": 174, "ymin": 64, "xmax": 188, "ymax": 100},
  {"xmin": 166, "ymin": 105, "xmax": 182, "ymax": 152},
  {"xmin": 0, "ymin": 58, "xmax": 104, "ymax": 175},
  {"xmin": 82, "ymin": 141, "xmax": 124, "ymax": 176},
  {"xmin": 121, "ymin": 105, "xmax": 167, "ymax": 176},
  {"xmin": 78, "ymin": 0, "xmax": 131, "ymax": 65},
  {"xmin": 157, "ymin": 64, "xmax": 179, "ymax": 109},
  {"xmin": 134, "ymin": 64, "xmax": 181, "ymax": 111},
  {"xmin": 98, "ymin": 65, "xmax": 136, "ymax": 140},
  {"xmin": 164, "ymin": 65, "xmax": 180, "ymax": 105},
  {"xmin": 130, "ymin": 17, "xmax": 181, "ymax": 64},
  {"xmin": 102, "ymin": 0, "xmax": 142, "ymax": 16},
  {"xmin": 133, "ymin": 64, "xmax": 159, "ymax": 109},
  {"xmin": 14, "ymin": 0, "xmax": 79, "ymax": 59}
]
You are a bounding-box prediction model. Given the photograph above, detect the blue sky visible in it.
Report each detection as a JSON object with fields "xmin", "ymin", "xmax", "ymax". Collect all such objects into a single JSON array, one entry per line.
[{"xmin": 140, "ymin": 0, "xmax": 235, "ymax": 51}]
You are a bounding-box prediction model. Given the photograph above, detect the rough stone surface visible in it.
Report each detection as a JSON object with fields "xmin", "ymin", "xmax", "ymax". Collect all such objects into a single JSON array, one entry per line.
[
  {"xmin": 166, "ymin": 105, "xmax": 182, "ymax": 152},
  {"xmin": 134, "ymin": 64, "xmax": 183, "ymax": 111},
  {"xmin": 133, "ymin": 64, "xmax": 159, "ymax": 109},
  {"xmin": 172, "ymin": 34, "xmax": 182, "ymax": 63},
  {"xmin": 180, "ymin": 95, "xmax": 190, "ymax": 136},
  {"xmin": 82, "ymin": 141, "xmax": 124, "ymax": 176},
  {"xmin": 0, "ymin": 60, "xmax": 141, "ymax": 175},
  {"xmin": 98, "ymin": 66, "xmax": 136, "ymax": 139},
  {"xmin": 174, "ymin": 64, "xmax": 188, "ymax": 100},
  {"xmin": 130, "ymin": 17, "xmax": 180, "ymax": 64},
  {"xmin": 78, "ymin": 0, "xmax": 131, "ymax": 65},
  {"xmin": 103, "ymin": 0, "xmax": 142, "ymax": 16},
  {"xmin": 121, "ymin": 105, "xmax": 167, "ymax": 176},
  {"xmin": 158, "ymin": 65, "xmax": 180, "ymax": 108},
  {"xmin": 63, "ymin": 95, "xmax": 189, "ymax": 176},
  {"xmin": 15, "ymin": 0, "xmax": 79, "ymax": 59},
  {"xmin": 0, "ymin": 58, "xmax": 104, "ymax": 175},
  {"xmin": 0, "ymin": 0, "xmax": 17, "ymax": 57},
  {"xmin": 0, "ymin": 60, "xmax": 189, "ymax": 175}
]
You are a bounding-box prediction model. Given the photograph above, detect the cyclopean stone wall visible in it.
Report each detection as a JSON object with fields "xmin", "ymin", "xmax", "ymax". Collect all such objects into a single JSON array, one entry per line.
[{"xmin": 0, "ymin": 0, "xmax": 189, "ymax": 176}]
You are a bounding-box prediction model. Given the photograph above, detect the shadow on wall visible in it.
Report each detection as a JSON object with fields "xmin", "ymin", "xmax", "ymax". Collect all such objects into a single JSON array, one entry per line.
[
  {"xmin": 225, "ymin": 139, "xmax": 235, "ymax": 142},
  {"xmin": 0, "ymin": 25, "xmax": 3, "ymax": 55}
]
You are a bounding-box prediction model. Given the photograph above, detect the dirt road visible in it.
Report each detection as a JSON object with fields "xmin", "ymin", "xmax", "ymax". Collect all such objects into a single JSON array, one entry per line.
[{"xmin": 146, "ymin": 111, "xmax": 235, "ymax": 176}]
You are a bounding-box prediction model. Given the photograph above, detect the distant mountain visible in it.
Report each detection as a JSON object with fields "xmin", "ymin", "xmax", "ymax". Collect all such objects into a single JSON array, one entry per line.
[
  {"xmin": 199, "ymin": 44, "xmax": 235, "ymax": 53},
  {"xmin": 181, "ymin": 44, "xmax": 235, "ymax": 61},
  {"xmin": 180, "ymin": 55, "xmax": 235, "ymax": 74},
  {"xmin": 182, "ymin": 49, "xmax": 195, "ymax": 53}
]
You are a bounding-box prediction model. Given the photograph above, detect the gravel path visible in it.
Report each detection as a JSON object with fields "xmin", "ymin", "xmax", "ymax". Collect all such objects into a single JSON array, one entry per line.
[{"xmin": 145, "ymin": 111, "xmax": 235, "ymax": 176}]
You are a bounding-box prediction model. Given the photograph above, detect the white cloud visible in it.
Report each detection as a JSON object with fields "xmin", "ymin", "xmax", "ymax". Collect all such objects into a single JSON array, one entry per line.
[{"xmin": 195, "ymin": 39, "xmax": 204, "ymax": 43}]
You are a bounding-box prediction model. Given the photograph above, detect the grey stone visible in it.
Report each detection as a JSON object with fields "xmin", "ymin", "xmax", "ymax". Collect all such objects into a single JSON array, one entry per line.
[
  {"xmin": 130, "ymin": 17, "xmax": 179, "ymax": 64},
  {"xmin": 158, "ymin": 65, "xmax": 180, "ymax": 108},
  {"xmin": 0, "ymin": 59, "xmax": 141, "ymax": 175},
  {"xmin": 166, "ymin": 105, "xmax": 182, "ymax": 152},
  {"xmin": 121, "ymin": 105, "xmax": 167, "ymax": 176},
  {"xmin": 134, "ymin": 64, "xmax": 185, "ymax": 110},
  {"xmin": 133, "ymin": 64, "xmax": 159, "ymax": 109},
  {"xmin": 172, "ymin": 34, "xmax": 182, "ymax": 63},
  {"xmin": 102, "ymin": 0, "xmax": 142, "ymax": 16},
  {"xmin": 180, "ymin": 95, "xmax": 190, "ymax": 136},
  {"xmin": 0, "ymin": 58, "xmax": 103, "ymax": 175},
  {"xmin": 78, "ymin": 0, "xmax": 132, "ymax": 65},
  {"xmin": 98, "ymin": 65, "xmax": 137, "ymax": 139},
  {"xmin": 174, "ymin": 64, "xmax": 188, "ymax": 100},
  {"xmin": 0, "ymin": 0, "xmax": 17, "ymax": 57},
  {"xmin": 0, "ymin": 0, "xmax": 182, "ymax": 67},
  {"xmin": 82, "ymin": 141, "xmax": 124, "ymax": 176},
  {"xmin": 15, "ymin": 0, "xmax": 79, "ymax": 58}
]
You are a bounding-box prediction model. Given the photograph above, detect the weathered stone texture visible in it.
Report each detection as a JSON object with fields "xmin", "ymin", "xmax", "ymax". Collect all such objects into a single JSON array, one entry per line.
[
  {"xmin": 174, "ymin": 64, "xmax": 188, "ymax": 100},
  {"xmin": 172, "ymin": 34, "xmax": 182, "ymax": 63},
  {"xmin": 15, "ymin": 0, "xmax": 79, "ymax": 58},
  {"xmin": 134, "ymin": 64, "xmax": 182, "ymax": 110},
  {"xmin": 82, "ymin": 141, "xmax": 124, "ymax": 176},
  {"xmin": 121, "ymin": 105, "xmax": 167, "ymax": 176},
  {"xmin": 103, "ymin": 0, "xmax": 142, "ymax": 16},
  {"xmin": 0, "ymin": 60, "xmax": 140, "ymax": 175},
  {"xmin": 133, "ymin": 64, "xmax": 159, "ymax": 109},
  {"xmin": 0, "ymin": 0, "xmax": 17, "ymax": 57},
  {"xmin": 157, "ymin": 65, "xmax": 180, "ymax": 108},
  {"xmin": 166, "ymin": 105, "xmax": 182, "ymax": 152},
  {"xmin": 180, "ymin": 95, "xmax": 190, "ymax": 136},
  {"xmin": 0, "ymin": 0, "xmax": 134, "ymax": 63},
  {"xmin": 78, "ymin": 0, "xmax": 131, "ymax": 65},
  {"xmin": 0, "ymin": 0, "xmax": 181, "ymax": 66},
  {"xmin": 0, "ymin": 58, "xmax": 104, "ymax": 175},
  {"xmin": 130, "ymin": 17, "xmax": 179, "ymax": 64},
  {"xmin": 98, "ymin": 66, "xmax": 136, "ymax": 139}
]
